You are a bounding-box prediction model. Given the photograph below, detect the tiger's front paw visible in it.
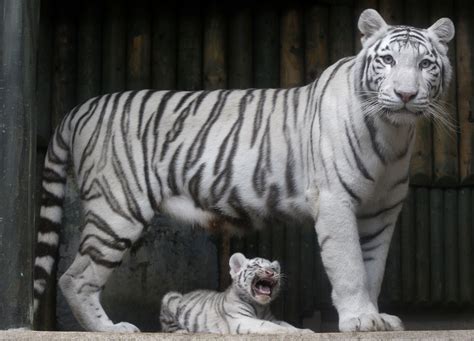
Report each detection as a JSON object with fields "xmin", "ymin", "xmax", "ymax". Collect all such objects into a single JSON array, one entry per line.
[
  {"xmin": 339, "ymin": 312, "xmax": 403, "ymax": 332},
  {"xmin": 105, "ymin": 321, "xmax": 141, "ymax": 333}
]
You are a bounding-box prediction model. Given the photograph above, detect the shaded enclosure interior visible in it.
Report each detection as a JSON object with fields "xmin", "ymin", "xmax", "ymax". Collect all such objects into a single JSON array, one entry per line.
[{"xmin": 35, "ymin": 0, "xmax": 474, "ymax": 332}]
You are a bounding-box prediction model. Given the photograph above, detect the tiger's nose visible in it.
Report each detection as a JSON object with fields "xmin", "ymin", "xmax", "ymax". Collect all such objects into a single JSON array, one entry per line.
[
  {"xmin": 264, "ymin": 270, "xmax": 274, "ymax": 277},
  {"xmin": 394, "ymin": 90, "xmax": 418, "ymax": 103}
]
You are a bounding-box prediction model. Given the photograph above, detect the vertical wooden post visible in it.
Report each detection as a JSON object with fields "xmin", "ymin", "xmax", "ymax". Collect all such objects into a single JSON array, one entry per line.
[
  {"xmin": 401, "ymin": 189, "xmax": 416, "ymax": 303},
  {"xmin": 77, "ymin": 0, "xmax": 102, "ymax": 102},
  {"xmin": 102, "ymin": 0, "xmax": 126, "ymax": 93},
  {"xmin": 406, "ymin": 0, "xmax": 432, "ymax": 186},
  {"xmin": 254, "ymin": 3, "xmax": 279, "ymax": 282},
  {"xmin": 458, "ymin": 188, "xmax": 472, "ymax": 303},
  {"xmin": 378, "ymin": 0, "xmax": 404, "ymax": 25},
  {"xmin": 0, "ymin": 0, "xmax": 39, "ymax": 329},
  {"xmin": 431, "ymin": 1, "xmax": 458, "ymax": 186},
  {"xmin": 37, "ymin": 0, "xmax": 54, "ymax": 149},
  {"xmin": 415, "ymin": 187, "xmax": 430, "ymax": 304},
  {"xmin": 203, "ymin": 0, "xmax": 228, "ymax": 290},
  {"xmin": 177, "ymin": 4, "xmax": 202, "ymax": 90},
  {"xmin": 430, "ymin": 188, "xmax": 444, "ymax": 303},
  {"xmin": 51, "ymin": 1, "xmax": 77, "ymax": 127},
  {"xmin": 227, "ymin": 4, "xmax": 252, "ymax": 267},
  {"xmin": 281, "ymin": 4, "xmax": 304, "ymax": 326},
  {"xmin": 127, "ymin": 0, "xmax": 151, "ymax": 90},
  {"xmin": 304, "ymin": 4, "xmax": 328, "ymax": 83},
  {"xmin": 152, "ymin": 3, "xmax": 177, "ymax": 90},
  {"xmin": 329, "ymin": 4, "xmax": 354, "ymax": 64},
  {"xmin": 203, "ymin": 1, "xmax": 226, "ymax": 91},
  {"xmin": 444, "ymin": 189, "xmax": 458, "ymax": 304},
  {"xmin": 456, "ymin": 0, "xmax": 474, "ymax": 185},
  {"xmin": 228, "ymin": 6, "xmax": 252, "ymax": 89}
]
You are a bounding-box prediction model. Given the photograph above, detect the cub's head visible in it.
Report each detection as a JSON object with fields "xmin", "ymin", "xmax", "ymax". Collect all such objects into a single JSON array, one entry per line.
[
  {"xmin": 357, "ymin": 9, "xmax": 455, "ymax": 125},
  {"xmin": 229, "ymin": 253, "xmax": 281, "ymax": 305}
]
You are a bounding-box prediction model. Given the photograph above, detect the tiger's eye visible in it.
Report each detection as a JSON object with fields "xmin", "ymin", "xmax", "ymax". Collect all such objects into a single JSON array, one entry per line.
[
  {"xmin": 382, "ymin": 55, "xmax": 394, "ymax": 65},
  {"xmin": 420, "ymin": 59, "xmax": 432, "ymax": 68}
]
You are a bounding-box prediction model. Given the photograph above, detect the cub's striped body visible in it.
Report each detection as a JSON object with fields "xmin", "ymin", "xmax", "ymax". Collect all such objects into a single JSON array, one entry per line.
[
  {"xmin": 160, "ymin": 253, "xmax": 309, "ymax": 334},
  {"xmin": 34, "ymin": 9, "xmax": 454, "ymax": 332}
]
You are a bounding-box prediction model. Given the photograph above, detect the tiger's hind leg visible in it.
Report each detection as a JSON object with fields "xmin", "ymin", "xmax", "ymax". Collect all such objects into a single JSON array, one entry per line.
[{"xmin": 59, "ymin": 200, "xmax": 152, "ymax": 332}]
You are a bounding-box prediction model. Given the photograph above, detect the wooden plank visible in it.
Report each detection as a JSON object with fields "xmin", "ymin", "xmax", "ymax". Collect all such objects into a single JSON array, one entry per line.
[
  {"xmin": 280, "ymin": 5, "xmax": 304, "ymax": 88},
  {"xmin": 378, "ymin": 0, "xmax": 403, "ymax": 25},
  {"xmin": 151, "ymin": 3, "xmax": 177, "ymax": 90},
  {"xmin": 51, "ymin": 1, "xmax": 77, "ymax": 127},
  {"xmin": 429, "ymin": 188, "xmax": 444, "ymax": 303},
  {"xmin": 0, "ymin": 0, "xmax": 40, "ymax": 329},
  {"xmin": 77, "ymin": 0, "xmax": 102, "ymax": 102},
  {"xmin": 354, "ymin": 0, "xmax": 378, "ymax": 53},
  {"xmin": 444, "ymin": 189, "xmax": 458, "ymax": 304},
  {"xmin": 329, "ymin": 4, "xmax": 354, "ymax": 63},
  {"xmin": 228, "ymin": 6, "xmax": 252, "ymax": 89},
  {"xmin": 203, "ymin": 1, "xmax": 226, "ymax": 90},
  {"xmin": 458, "ymin": 188, "xmax": 472, "ymax": 303},
  {"xmin": 415, "ymin": 187, "xmax": 430, "ymax": 304},
  {"xmin": 254, "ymin": 4, "xmax": 279, "ymax": 262},
  {"xmin": 36, "ymin": 0, "xmax": 53, "ymax": 148},
  {"xmin": 431, "ymin": 0, "xmax": 459, "ymax": 186},
  {"xmin": 456, "ymin": 0, "xmax": 474, "ymax": 184},
  {"xmin": 383, "ymin": 213, "xmax": 402, "ymax": 304},
  {"xmin": 304, "ymin": 4, "xmax": 329, "ymax": 83},
  {"xmin": 280, "ymin": 4, "xmax": 304, "ymax": 325},
  {"xmin": 203, "ymin": 1, "xmax": 228, "ymax": 290},
  {"xmin": 401, "ymin": 188, "xmax": 415, "ymax": 303},
  {"xmin": 126, "ymin": 0, "xmax": 151, "ymax": 90},
  {"xmin": 254, "ymin": 4, "xmax": 279, "ymax": 88},
  {"xmin": 177, "ymin": 4, "xmax": 202, "ymax": 90},
  {"xmin": 406, "ymin": 0, "xmax": 432, "ymax": 186},
  {"xmin": 101, "ymin": 0, "xmax": 126, "ymax": 93}
]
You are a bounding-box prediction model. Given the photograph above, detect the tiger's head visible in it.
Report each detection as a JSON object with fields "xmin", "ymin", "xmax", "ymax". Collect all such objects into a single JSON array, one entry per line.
[
  {"xmin": 357, "ymin": 9, "xmax": 455, "ymax": 125},
  {"xmin": 229, "ymin": 252, "xmax": 281, "ymax": 305}
]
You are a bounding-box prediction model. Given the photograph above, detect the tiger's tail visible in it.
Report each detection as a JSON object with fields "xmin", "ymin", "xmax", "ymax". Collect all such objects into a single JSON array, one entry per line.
[
  {"xmin": 160, "ymin": 292, "xmax": 183, "ymax": 332},
  {"xmin": 33, "ymin": 121, "xmax": 70, "ymax": 318}
]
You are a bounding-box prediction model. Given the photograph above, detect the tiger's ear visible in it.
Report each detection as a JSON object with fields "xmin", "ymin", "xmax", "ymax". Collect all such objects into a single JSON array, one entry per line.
[
  {"xmin": 428, "ymin": 18, "xmax": 455, "ymax": 46},
  {"xmin": 229, "ymin": 253, "xmax": 247, "ymax": 277},
  {"xmin": 358, "ymin": 9, "xmax": 388, "ymax": 45},
  {"xmin": 271, "ymin": 261, "xmax": 280, "ymax": 273}
]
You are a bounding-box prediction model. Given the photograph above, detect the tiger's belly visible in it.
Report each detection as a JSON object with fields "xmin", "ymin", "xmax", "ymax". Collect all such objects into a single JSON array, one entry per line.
[{"xmin": 159, "ymin": 189, "xmax": 314, "ymax": 234}]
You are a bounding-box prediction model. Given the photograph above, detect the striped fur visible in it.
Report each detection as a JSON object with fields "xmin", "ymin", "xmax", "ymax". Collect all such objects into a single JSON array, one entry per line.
[
  {"xmin": 33, "ymin": 9, "xmax": 454, "ymax": 332},
  {"xmin": 160, "ymin": 253, "xmax": 310, "ymax": 334}
]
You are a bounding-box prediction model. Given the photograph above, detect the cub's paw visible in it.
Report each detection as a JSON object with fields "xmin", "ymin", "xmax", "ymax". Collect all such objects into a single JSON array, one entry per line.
[
  {"xmin": 340, "ymin": 313, "xmax": 404, "ymax": 332},
  {"xmin": 107, "ymin": 322, "xmax": 141, "ymax": 333},
  {"xmin": 299, "ymin": 328, "xmax": 315, "ymax": 334}
]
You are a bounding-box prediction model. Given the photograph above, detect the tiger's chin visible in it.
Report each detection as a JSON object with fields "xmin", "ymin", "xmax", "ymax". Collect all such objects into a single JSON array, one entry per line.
[{"xmin": 381, "ymin": 107, "xmax": 424, "ymax": 126}]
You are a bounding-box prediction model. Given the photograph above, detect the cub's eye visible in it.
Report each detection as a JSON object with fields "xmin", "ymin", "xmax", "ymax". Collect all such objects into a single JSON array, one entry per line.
[
  {"xmin": 382, "ymin": 55, "xmax": 394, "ymax": 65},
  {"xmin": 420, "ymin": 59, "xmax": 433, "ymax": 68}
]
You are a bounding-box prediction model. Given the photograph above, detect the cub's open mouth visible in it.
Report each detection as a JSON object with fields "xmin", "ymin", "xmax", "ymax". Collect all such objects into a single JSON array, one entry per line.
[{"xmin": 252, "ymin": 277, "xmax": 277, "ymax": 297}]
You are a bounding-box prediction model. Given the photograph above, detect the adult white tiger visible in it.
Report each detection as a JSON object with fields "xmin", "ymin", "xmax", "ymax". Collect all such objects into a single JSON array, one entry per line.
[{"xmin": 34, "ymin": 9, "xmax": 454, "ymax": 332}]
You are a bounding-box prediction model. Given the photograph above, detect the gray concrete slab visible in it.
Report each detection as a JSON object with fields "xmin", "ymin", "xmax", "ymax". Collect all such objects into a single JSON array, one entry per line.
[{"xmin": 2, "ymin": 330, "xmax": 474, "ymax": 340}]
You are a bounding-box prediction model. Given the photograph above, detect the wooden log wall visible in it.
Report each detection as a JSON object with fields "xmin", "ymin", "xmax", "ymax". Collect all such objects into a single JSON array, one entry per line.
[{"xmin": 36, "ymin": 0, "xmax": 474, "ymax": 330}]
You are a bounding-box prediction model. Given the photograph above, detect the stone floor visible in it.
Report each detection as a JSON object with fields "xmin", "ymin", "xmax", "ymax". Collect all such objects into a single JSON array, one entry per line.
[{"xmin": 2, "ymin": 330, "xmax": 474, "ymax": 340}]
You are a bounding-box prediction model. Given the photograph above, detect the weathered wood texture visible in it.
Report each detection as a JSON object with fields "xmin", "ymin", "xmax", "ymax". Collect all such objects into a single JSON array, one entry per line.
[
  {"xmin": 0, "ymin": 0, "xmax": 40, "ymax": 329},
  {"xmin": 32, "ymin": 0, "xmax": 474, "ymax": 332}
]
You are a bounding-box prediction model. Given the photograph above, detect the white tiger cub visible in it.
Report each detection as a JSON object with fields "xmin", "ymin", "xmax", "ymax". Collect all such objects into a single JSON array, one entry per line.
[
  {"xmin": 160, "ymin": 253, "xmax": 311, "ymax": 334},
  {"xmin": 34, "ymin": 8, "xmax": 455, "ymax": 333}
]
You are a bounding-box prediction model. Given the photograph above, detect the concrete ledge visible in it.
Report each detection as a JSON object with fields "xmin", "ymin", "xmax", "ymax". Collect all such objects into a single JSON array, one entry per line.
[{"xmin": 2, "ymin": 330, "xmax": 474, "ymax": 340}]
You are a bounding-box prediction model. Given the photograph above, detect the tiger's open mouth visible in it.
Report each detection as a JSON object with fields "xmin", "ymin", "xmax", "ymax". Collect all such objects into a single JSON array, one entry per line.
[{"xmin": 251, "ymin": 277, "xmax": 278, "ymax": 298}]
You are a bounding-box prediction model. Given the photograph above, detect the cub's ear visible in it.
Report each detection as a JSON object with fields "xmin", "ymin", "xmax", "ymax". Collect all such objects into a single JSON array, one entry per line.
[
  {"xmin": 229, "ymin": 253, "xmax": 247, "ymax": 277},
  {"xmin": 428, "ymin": 17, "xmax": 455, "ymax": 45},
  {"xmin": 271, "ymin": 261, "xmax": 281, "ymax": 273},
  {"xmin": 358, "ymin": 9, "xmax": 388, "ymax": 45}
]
